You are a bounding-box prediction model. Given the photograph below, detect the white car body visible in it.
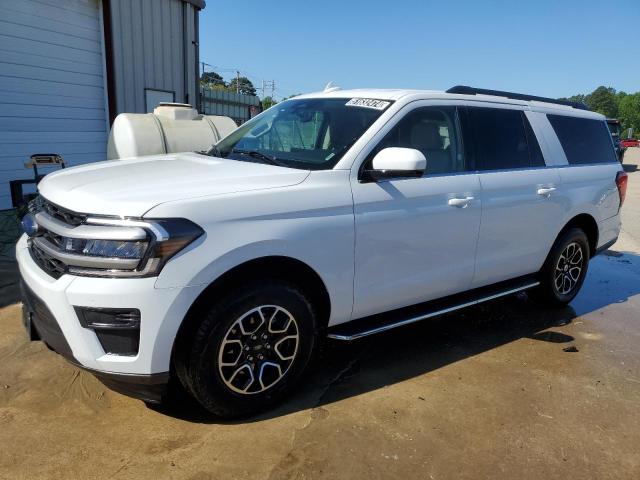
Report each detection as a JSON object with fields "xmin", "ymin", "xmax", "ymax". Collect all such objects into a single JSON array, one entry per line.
[{"xmin": 16, "ymin": 88, "xmax": 623, "ymax": 399}]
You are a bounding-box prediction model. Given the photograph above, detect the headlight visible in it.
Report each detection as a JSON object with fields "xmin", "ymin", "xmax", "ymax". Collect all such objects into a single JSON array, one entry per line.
[
  {"xmin": 28, "ymin": 211, "xmax": 204, "ymax": 278},
  {"xmin": 63, "ymin": 239, "xmax": 149, "ymax": 259},
  {"xmin": 68, "ymin": 217, "xmax": 204, "ymax": 277}
]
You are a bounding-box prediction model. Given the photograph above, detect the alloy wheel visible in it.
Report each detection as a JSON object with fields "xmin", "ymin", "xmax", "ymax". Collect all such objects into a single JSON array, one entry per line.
[
  {"xmin": 554, "ymin": 242, "xmax": 584, "ymax": 295},
  {"xmin": 217, "ymin": 305, "xmax": 299, "ymax": 395}
]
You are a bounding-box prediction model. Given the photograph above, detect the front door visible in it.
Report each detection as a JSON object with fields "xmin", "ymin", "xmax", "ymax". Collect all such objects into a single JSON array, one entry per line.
[{"xmin": 351, "ymin": 105, "xmax": 481, "ymax": 319}]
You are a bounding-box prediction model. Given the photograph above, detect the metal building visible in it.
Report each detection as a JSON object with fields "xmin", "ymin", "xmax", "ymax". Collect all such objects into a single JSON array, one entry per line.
[
  {"xmin": 0, "ymin": 0, "xmax": 205, "ymax": 210},
  {"xmin": 200, "ymin": 88, "xmax": 261, "ymax": 125}
]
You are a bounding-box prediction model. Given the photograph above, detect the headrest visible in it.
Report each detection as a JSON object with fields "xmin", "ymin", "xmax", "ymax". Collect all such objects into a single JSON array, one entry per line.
[{"xmin": 410, "ymin": 122, "xmax": 442, "ymax": 150}]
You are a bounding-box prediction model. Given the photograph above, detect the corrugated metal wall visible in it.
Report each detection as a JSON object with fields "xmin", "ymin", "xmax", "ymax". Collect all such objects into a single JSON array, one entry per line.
[
  {"xmin": 0, "ymin": 0, "xmax": 108, "ymax": 210},
  {"xmin": 201, "ymin": 88, "xmax": 261, "ymax": 125},
  {"xmin": 108, "ymin": 0, "xmax": 199, "ymax": 115}
]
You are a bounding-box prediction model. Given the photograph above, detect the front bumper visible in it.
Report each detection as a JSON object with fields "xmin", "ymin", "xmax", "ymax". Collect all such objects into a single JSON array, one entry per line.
[
  {"xmin": 20, "ymin": 279, "xmax": 169, "ymax": 402},
  {"xmin": 16, "ymin": 234, "xmax": 204, "ymax": 401}
]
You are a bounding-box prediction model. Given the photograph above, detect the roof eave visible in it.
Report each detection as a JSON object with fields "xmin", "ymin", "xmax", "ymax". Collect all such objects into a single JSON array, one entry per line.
[{"xmin": 185, "ymin": 0, "xmax": 205, "ymax": 9}]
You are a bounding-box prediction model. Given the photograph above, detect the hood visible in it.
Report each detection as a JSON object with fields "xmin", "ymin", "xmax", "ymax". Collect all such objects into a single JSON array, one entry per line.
[{"xmin": 38, "ymin": 152, "xmax": 310, "ymax": 217}]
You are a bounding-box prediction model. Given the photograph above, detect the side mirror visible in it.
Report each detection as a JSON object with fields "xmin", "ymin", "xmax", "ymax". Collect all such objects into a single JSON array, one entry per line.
[{"xmin": 362, "ymin": 147, "xmax": 426, "ymax": 182}]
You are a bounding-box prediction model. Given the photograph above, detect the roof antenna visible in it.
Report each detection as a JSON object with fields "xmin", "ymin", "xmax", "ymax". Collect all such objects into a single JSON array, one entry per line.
[{"xmin": 323, "ymin": 81, "xmax": 341, "ymax": 93}]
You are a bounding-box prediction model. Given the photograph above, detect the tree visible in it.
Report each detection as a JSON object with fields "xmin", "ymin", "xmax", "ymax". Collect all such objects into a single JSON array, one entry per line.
[
  {"xmin": 584, "ymin": 86, "xmax": 618, "ymax": 118},
  {"xmin": 228, "ymin": 76, "xmax": 257, "ymax": 96},
  {"xmin": 559, "ymin": 86, "xmax": 640, "ymax": 138},
  {"xmin": 558, "ymin": 94, "xmax": 586, "ymax": 105},
  {"xmin": 200, "ymin": 70, "xmax": 226, "ymax": 88},
  {"xmin": 261, "ymin": 96, "xmax": 277, "ymax": 109},
  {"xmin": 618, "ymin": 93, "xmax": 640, "ymax": 136}
]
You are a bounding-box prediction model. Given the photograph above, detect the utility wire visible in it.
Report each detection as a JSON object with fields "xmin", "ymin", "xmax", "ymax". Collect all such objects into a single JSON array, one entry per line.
[{"xmin": 200, "ymin": 59, "xmax": 301, "ymax": 101}]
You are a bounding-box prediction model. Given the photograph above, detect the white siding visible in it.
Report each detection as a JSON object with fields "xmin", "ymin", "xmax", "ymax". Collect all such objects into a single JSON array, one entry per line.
[{"xmin": 0, "ymin": 0, "xmax": 108, "ymax": 209}]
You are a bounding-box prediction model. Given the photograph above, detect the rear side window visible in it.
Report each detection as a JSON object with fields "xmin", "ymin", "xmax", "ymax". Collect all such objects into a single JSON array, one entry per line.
[
  {"xmin": 547, "ymin": 115, "xmax": 617, "ymax": 165},
  {"xmin": 463, "ymin": 107, "xmax": 545, "ymax": 170}
]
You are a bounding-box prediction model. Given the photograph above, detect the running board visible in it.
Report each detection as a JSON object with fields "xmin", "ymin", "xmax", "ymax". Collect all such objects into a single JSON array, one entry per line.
[{"xmin": 326, "ymin": 276, "xmax": 540, "ymax": 341}]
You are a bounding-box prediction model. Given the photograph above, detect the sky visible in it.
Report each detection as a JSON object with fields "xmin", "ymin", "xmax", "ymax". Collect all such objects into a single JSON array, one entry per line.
[{"xmin": 199, "ymin": 0, "xmax": 640, "ymax": 101}]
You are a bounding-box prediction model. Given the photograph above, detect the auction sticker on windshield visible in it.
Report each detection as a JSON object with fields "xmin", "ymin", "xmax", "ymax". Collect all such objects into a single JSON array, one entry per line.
[{"xmin": 345, "ymin": 98, "xmax": 391, "ymax": 110}]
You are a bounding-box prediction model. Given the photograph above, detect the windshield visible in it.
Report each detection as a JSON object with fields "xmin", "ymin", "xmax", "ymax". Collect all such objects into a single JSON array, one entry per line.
[{"xmin": 207, "ymin": 98, "xmax": 391, "ymax": 170}]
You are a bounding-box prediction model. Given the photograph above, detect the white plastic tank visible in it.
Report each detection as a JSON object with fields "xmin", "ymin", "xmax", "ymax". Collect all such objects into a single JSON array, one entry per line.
[{"xmin": 107, "ymin": 103, "xmax": 239, "ymax": 160}]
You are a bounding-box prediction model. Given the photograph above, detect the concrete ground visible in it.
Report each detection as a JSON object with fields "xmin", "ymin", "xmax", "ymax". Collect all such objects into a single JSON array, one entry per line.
[{"xmin": 1, "ymin": 151, "xmax": 640, "ymax": 480}]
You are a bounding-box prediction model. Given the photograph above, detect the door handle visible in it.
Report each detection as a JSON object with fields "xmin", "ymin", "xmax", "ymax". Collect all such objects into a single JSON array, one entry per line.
[
  {"xmin": 537, "ymin": 187, "xmax": 556, "ymax": 197},
  {"xmin": 448, "ymin": 196, "xmax": 474, "ymax": 208}
]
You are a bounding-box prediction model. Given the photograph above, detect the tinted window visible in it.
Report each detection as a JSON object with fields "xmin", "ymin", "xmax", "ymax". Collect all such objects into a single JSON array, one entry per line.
[
  {"xmin": 548, "ymin": 115, "xmax": 618, "ymax": 165},
  {"xmin": 367, "ymin": 106, "xmax": 466, "ymax": 175},
  {"xmin": 465, "ymin": 107, "xmax": 534, "ymax": 170}
]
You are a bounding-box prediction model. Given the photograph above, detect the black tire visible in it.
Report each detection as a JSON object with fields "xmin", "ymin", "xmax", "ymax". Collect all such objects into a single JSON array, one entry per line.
[
  {"xmin": 530, "ymin": 228, "xmax": 590, "ymax": 306},
  {"xmin": 175, "ymin": 279, "xmax": 318, "ymax": 418}
]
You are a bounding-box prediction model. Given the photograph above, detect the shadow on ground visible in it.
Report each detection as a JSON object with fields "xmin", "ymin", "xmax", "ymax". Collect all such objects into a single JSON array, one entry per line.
[
  {"xmin": 0, "ymin": 259, "xmax": 20, "ymax": 308},
  {"xmin": 153, "ymin": 248, "xmax": 640, "ymax": 424}
]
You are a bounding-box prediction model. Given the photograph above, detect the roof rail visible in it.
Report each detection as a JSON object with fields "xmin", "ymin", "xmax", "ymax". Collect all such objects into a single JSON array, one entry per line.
[{"xmin": 446, "ymin": 85, "xmax": 590, "ymax": 111}]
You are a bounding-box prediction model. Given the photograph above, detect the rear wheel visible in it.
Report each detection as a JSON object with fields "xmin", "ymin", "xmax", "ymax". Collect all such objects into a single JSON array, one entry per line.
[
  {"xmin": 175, "ymin": 280, "xmax": 318, "ymax": 418},
  {"xmin": 530, "ymin": 228, "xmax": 590, "ymax": 306}
]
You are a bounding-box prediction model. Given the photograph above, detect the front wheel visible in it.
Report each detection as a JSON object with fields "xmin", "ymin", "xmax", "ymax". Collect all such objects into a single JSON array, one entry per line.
[
  {"xmin": 530, "ymin": 228, "xmax": 590, "ymax": 306},
  {"xmin": 176, "ymin": 280, "xmax": 318, "ymax": 418}
]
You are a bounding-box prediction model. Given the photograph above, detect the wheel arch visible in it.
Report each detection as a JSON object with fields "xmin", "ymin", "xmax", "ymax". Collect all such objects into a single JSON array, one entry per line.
[
  {"xmin": 171, "ymin": 255, "xmax": 332, "ymax": 368},
  {"xmin": 556, "ymin": 213, "xmax": 599, "ymax": 257}
]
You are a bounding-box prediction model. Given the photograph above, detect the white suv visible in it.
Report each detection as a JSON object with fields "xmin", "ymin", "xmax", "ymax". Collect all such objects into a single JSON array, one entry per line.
[{"xmin": 17, "ymin": 86, "xmax": 627, "ymax": 417}]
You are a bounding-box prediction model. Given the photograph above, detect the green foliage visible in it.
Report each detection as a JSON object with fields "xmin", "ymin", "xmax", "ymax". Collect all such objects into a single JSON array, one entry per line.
[
  {"xmin": 228, "ymin": 76, "xmax": 257, "ymax": 96},
  {"xmin": 262, "ymin": 96, "xmax": 277, "ymax": 109},
  {"xmin": 618, "ymin": 93, "xmax": 640, "ymax": 137},
  {"xmin": 200, "ymin": 71, "xmax": 226, "ymax": 88},
  {"xmin": 560, "ymin": 86, "xmax": 640, "ymax": 138},
  {"xmin": 200, "ymin": 71, "xmax": 258, "ymax": 97},
  {"xmin": 558, "ymin": 94, "xmax": 586, "ymax": 104},
  {"xmin": 584, "ymin": 86, "xmax": 618, "ymax": 118}
]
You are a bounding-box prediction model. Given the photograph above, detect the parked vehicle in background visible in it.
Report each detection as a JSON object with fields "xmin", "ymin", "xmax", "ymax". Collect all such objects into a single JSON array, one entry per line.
[
  {"xmin": 17, "ymin": 86, "xmax": 626, "ymax": 418},
  {"xmin": 607, "ymin": 119, "xmax": 623, "ymax": 161},
  {"xmin": 620, "ymin": 138, "xmax": 640, "ymax": 148}
]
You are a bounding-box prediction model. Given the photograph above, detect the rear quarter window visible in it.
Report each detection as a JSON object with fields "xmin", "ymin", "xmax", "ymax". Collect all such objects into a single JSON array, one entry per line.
[{"xmin": 547, "ymin": 114, "xmax": 617, "ymax": 165}]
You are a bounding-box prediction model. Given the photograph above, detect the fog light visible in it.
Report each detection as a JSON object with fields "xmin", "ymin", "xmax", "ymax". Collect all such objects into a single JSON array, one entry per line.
[{"xmin": 75, "ymin": 307, "xmax": 141, "ymax": 356}]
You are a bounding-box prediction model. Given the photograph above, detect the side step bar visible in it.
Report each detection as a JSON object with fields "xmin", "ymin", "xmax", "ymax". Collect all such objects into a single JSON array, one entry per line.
[{"xmin": 326, "ymin": 276, "xmax": 540, "ymax": 341}]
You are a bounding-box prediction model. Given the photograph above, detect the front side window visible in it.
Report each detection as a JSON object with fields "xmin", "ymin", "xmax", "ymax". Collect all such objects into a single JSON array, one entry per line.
[
  {"xmin": 548, "ymin": 114, "xmax": 618, "ymax": 165},
  {"xmin": 209, "ymin": 98, "xmax": 389, "ymax": 170},
  {"xmin": 366, "ymin": 106, "xmax": 466, "ymax": 175}
]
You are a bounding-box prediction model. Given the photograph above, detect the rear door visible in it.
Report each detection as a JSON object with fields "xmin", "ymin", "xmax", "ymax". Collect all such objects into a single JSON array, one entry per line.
[
  {"xmin": 461, "ymin": 106, "xmax": 562, "ymax": 288},
  {"xmin": 545, "ymin": 113, "xmax": 622, "ymax": 250}
]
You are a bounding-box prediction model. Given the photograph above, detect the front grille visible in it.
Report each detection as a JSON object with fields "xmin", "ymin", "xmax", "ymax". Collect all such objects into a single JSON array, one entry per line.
[
  {"xmin": 27, "ymin": 195, "xmax": 83, "ymax": 279},
  {"xmin": 26, "ymin": 195, "xmax": 151, "ymax": 279},
  {"xmin": 29, "ymin": 239, "xmax": 67, "ymax": 279},
  {"xmin": 42, "ymin": 229, "xmax": 64, "ymax": 249},
  {"xmin": 29, "ymin": 196, "xmax": 86, "ymax": 226}
]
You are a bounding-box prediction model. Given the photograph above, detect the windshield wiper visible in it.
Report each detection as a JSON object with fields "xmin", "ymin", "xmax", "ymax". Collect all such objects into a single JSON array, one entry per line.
[
  {"xmin": 231, "ymin": 149, "xmax": 289, "ymax": 167},
  {"xmin": 205, "ymin": 145, "xmax": 222, "ymax": 157}
]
